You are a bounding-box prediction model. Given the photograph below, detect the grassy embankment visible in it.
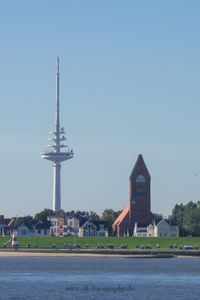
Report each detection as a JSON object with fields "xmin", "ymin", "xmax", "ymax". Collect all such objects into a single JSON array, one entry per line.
[{"xmin": 1, "ymin": 236, "xmax": 200, "ymax": 250}]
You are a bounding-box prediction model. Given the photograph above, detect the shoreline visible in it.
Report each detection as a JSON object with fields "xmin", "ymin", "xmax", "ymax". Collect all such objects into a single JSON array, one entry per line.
[{"xmin": 0, "ymin": 249, "xmax": 200, "ymax": 258}]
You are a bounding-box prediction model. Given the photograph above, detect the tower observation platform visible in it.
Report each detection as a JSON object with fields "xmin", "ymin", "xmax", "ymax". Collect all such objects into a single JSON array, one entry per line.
[{"xmin": 41, "ymin": 57, "xmax": 73, "ymax": 211}]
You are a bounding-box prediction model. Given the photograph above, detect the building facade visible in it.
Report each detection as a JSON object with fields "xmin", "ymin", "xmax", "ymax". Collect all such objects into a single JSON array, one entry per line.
[
  {"xmin": 79, "ymin": 220, "xmax": 109, "ymax": 237},
  {"xmin": 147, "ymin": 219, "xmax": 179, "ymax": 237},
  {"xmin": 16, "ymin": 222, "xmax": 51, "ymax": 236},
  {"xmin": 49, "ymin": 216, "xmax": 79, "ymax": 237},
  {"xmin": 133, "ymin": 220, "xmax": 179, "ymax": 238},
  {"xmin": 113, "ymin": 154, "xmax": 154, "ymax": 236}
]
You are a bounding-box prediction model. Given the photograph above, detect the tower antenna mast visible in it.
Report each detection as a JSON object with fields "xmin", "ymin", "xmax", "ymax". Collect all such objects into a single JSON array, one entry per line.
[{"xmin": 41, "ymin": 58, "xmax": 73, "ymax": 211}]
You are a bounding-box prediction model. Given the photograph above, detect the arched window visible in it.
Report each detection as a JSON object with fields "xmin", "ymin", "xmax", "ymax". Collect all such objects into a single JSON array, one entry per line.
[{"xmin": 136, "ymin": 174, "xmax": 146, "ymax": 183}]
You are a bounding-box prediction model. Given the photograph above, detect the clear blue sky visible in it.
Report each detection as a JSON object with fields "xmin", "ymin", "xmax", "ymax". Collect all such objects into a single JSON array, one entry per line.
[{"xmin": 1, "ymin": 1, "xmax": 200, "ymax": 218}]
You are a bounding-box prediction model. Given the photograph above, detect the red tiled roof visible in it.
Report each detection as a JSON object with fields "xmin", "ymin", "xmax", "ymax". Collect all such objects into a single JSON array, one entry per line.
[{"xmin": 113, "ymin": 203, "xmax": 130, "ymax": 227}]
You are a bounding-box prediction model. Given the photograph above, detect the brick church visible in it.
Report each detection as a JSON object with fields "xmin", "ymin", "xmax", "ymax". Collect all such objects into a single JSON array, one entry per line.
[{"xmin": 113, "ymin": 154, "xmax": 154, "ymax": 236}]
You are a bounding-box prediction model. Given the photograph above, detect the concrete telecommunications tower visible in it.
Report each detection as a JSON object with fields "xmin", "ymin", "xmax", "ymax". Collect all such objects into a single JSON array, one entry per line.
[{"xmin": 41, "ymin": 57, "xmax": 73, "ymax": 211}]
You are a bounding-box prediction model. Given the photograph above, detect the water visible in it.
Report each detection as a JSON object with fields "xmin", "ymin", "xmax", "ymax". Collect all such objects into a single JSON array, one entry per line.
[{"xmin": 0, "ymin": 256, "xmax": 200, "ymax": 300}]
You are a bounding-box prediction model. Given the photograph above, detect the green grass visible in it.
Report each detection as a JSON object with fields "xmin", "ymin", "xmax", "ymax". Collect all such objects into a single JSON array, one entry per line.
[{"xmin": 1, "ymin": 236, "xmax": 200, "ymax": 249}]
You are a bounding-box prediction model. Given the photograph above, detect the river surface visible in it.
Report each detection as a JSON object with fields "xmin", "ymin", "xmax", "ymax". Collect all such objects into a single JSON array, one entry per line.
[{"xmin": 0, "ymin": 256, "xmax": 199, "ymax": 300}]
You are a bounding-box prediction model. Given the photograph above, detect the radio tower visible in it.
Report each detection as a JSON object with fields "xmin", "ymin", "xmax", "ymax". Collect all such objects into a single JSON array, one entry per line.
[{"xmin": 41, "ymin": 57, "xmax": 73, "ymax": 211}]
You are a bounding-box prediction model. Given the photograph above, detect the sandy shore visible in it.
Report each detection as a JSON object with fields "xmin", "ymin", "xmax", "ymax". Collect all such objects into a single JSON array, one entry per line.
[
  {"xmin": 0, "ymin": 249, "xmax": 199, "ymax": 258},
  {"xmin": 0, "ymin": 251, "xmax": 157, "ymax": 258},
  {"xmin": 0, "ymin": 250, "xmax": 175, "ymax": 258}
]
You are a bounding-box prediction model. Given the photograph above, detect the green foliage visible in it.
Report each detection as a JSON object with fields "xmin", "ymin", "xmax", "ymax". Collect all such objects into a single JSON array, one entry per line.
[
  {"xmin": 101, "ymin": 209, "xmax": 121, "ymax": 223},
  {"xmin": 89, "ymin": 211, "xmax": 100, "ymax": 221},
  {"xmin": 14, "ymin": 215, "xmax": 34, "ymax": 227},
  {"xmin": 169, "ymin": 201, "xmax": 200, "ymax": 236},
  {"xmin": 34, "ymin": 209, "xmax": 54, "ymax": 222},
  {"xmin": 153, "ymin": 213, "xmax": 164, "ymax": 223}
]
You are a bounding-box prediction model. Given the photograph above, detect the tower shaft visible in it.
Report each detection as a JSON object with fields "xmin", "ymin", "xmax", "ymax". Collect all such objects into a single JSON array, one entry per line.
[
  {"xmin": 53, "ymin": 163, "xmax": 61, "ymax": 211},
  {"xmin": 41, "ymin": 58, "xmax": 73, "ymax": 212}
]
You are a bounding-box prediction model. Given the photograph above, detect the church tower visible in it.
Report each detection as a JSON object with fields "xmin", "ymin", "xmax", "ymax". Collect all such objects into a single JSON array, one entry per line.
[
  {"xmin": 129, "ymin": 154, "xmax": 152, "ymax": 226},
  {"xmin": 112, "ymin": 154, "xmax": 154, "ymax": 236}
]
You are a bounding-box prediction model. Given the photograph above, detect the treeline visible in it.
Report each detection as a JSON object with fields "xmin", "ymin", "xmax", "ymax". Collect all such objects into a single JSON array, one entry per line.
[
  {"xmin": 168, "ymin": 201, "xmax": 200, "ymax": 236},
  {"xmin": 13, "ymin": 208, "xmax": 122, "ymax": 230},
  {"xmin": 13, "ymin": 200, "xmax": 200, "ymax": 236}
]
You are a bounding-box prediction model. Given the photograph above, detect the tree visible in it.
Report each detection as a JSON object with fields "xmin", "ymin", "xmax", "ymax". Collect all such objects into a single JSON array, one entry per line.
[
  {"xmin": 153, "ymin": 213, "xmax": 164, "ymax": 224},
  {"xmin": 188, "ymin": 208, "xmax": 200, "ymax": 236},
  {"xmin": 14, "ymin": 215, "xmax": 34, "ymax": 227},
  {"xmin": 89, "ymin": 211, "xmax": 100, "ymax": 221},
  {"xmin": 169, "ymin": 201, "xmax": 200, "ymax": 236},
  {"xmin": 170, "ymin": 203, "xmax": 185, "ymax": 233},
  {"xmin": 34, "ymin": 209, "xmax": 54, "ymax": 222},
  {"xmin": 101, "ymin": 209, "xmax": 121, "ymax": 223}
]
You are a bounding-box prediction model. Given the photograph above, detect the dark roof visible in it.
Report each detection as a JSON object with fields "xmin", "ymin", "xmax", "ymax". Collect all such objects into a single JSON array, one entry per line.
[
  {"xmin": 35, "ymin": 221, "xmax": 51, "ymax": 229},
  {"xmin": 137, "ymin": 222, "xmax": 150, "ymax": 227},
  {"xmin": 81, "ymin": 220, "xmax": 109, "ymax": 230},
  {"xmin": 0, "ymin": 217, "xmax": 15, "ymax": 226},
  {"xmin": 91, "ymin": 220, "xmax": 109, "ymax": 228},
  {"xmin": 78, "ymin": 217, "xmax": 88, "ymax": 227},
  {"xmin": 17, "ymin": 223, "xmax": 34, "ymax": 230}
]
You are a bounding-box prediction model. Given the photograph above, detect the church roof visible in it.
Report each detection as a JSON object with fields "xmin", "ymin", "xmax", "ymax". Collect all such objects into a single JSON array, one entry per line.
[
  {"xmin": 113, "ymin": 203, "xmax": 130, "ymax": 227},
  {"xmin": 129, "ymin": 154, "xmax": 150, "ymax": 179}
]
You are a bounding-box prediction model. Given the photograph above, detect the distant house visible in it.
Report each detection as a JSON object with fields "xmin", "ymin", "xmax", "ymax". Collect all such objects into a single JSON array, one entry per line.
[
  {"xmin": 147, "ymin": 219, "xmax": 179, "ymax": 238},
  {"xmin": 79, "ymin": 220, "xmax": 109, "ymax": 237},
  {"xmin": 16, "ymin": 221, "xmax": 51, "ymax": 236},
  {"xmin": 34, "ymin": 221, "xmax": 51, "ymax": 236},
  {"xmin": 0, "ymin": 215, "xmax": 15, "ymax": 236},
  {"xmin": 133, "ymin": 223, "xmax": 148, "ymax": 237},
  {"xmin": 49, "ymin": 216, "xmax": 79, "ymax": 237},
  {"xmin": 133, "ymin": 219, "xmax": 179, "ymax": 237},
  {"xmin": 17, "ymin": 223, "xmax": 33, "ymax": 236}
]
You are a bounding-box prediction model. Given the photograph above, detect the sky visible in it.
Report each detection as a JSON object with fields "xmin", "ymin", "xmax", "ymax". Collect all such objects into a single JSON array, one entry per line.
[{"xmin": 1, "ymin": 1, "xmax": 200, "ymax": 218}]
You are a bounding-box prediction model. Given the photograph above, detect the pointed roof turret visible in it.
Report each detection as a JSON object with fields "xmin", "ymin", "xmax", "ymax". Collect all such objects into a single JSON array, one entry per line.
[{"xmin": 129, "ymin": 154, "xmax": 150, "ymax": 179}]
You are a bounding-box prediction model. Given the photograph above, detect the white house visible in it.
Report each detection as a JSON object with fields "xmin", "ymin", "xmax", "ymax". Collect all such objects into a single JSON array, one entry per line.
[
  {"xmin": 133, "ymin": 223, "xmax": 148, "ymax": 237},
  {"xmin": 147, "ymin": 219, "xmax": 179, "ymax": 237},
  {"xmin": 133, "ymin": 220, "xmax": 179, "ymax": 238}
]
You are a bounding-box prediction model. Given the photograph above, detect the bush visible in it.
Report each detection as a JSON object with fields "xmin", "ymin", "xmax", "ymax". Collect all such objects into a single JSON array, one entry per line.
[
  {"xmin": 145, "ymin": 245, "xmax": 152, "ymax": 249},
  {"xmin": 121, "ymin": 244, "xmax": 128, "ymax": 249},
  {"xmin": 52, "ymin": 243, "xmax": 57, "ymax": 249},
  {"xmin": 97, "ymin": 244, "xmax": 104, "ymax": 249}
]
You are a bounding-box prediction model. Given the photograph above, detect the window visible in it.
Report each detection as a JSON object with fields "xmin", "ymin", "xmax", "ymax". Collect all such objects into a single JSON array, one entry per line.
[
  {"xmin": 136, "ymin": 190, "xmax": 145, "ymax": 196},
  {"xmin": 136, "ymin": 175, "xmax": 146, "ymax": 183}
]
